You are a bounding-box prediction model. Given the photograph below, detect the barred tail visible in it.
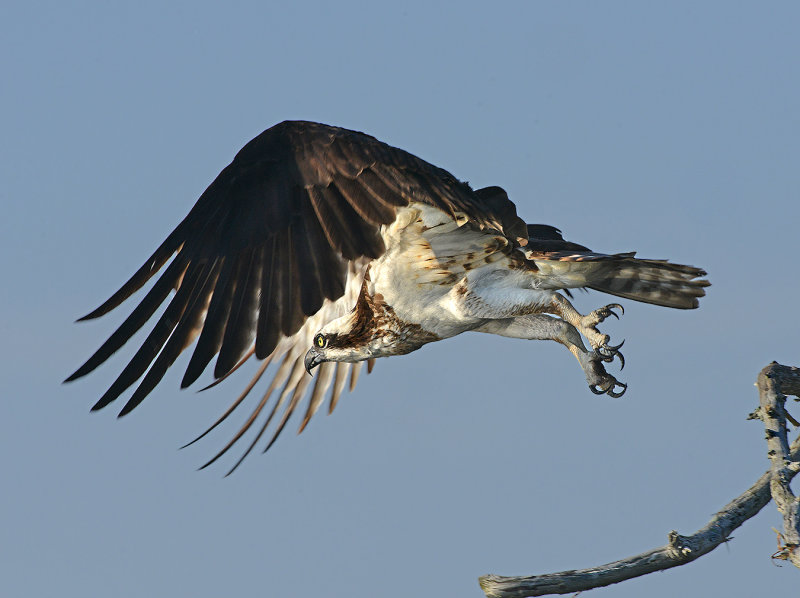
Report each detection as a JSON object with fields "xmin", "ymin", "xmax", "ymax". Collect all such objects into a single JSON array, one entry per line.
[{"xmin": 585, "ymin": 257, "xmax": 709, "ymax": 309}]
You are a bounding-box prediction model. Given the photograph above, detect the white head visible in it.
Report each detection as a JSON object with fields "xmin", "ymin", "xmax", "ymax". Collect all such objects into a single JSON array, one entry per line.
[
  {"xmin": 302, "ymin": 309, "xmax": 395, "ymax": 374},
  {"xmin": 304, "ymin": 289, "xmax": 440, "ymax": 374}
]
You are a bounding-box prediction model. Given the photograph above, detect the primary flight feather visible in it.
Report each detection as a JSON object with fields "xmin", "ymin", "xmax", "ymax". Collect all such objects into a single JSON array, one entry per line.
[{"xmin": 67, "ymin": 121, "xmax": 709, "ymax": 472}]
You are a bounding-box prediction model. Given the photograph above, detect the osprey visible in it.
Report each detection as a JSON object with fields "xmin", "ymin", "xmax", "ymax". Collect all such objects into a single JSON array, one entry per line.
[{"xmin": 67, "ymin": 121, "xmax": 709, "ymax": 472}]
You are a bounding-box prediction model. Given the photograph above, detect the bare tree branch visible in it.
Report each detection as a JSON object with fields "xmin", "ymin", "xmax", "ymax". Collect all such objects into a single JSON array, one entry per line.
[
  {"xmin": 756, "ymin": 362, "xmax": 800, "ymax": 567},
  {"xmin": 479, "ymin": 363, "xmax": 800, "ymax": 598}
]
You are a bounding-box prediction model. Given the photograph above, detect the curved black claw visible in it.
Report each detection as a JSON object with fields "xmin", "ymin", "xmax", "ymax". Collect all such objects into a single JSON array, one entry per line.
[
  {"xmin": 606, "ymin": 381, "xmax": 627, "ymax": 398},
  {"xmin": 597, "ymin": 339, "xmax": 625, "ymax": 369},
  {"xmin": 589, "ymin": 379, "xmax": 627, "ymax": 398},
  {"xmin": 597, "ymin": 351, "xmax": 614, "ymax": 363},
  {"xmin": 597, "ymin": 303, "xmax": 624, "ymax": 322}
]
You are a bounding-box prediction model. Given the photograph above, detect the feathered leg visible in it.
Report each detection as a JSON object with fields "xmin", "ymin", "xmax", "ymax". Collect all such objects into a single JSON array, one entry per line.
[{"xmin": 474, "ymin": 315, "xmax": 627, "ymax": 397}]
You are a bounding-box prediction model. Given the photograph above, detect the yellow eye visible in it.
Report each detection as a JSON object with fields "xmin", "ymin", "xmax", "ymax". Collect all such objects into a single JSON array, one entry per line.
[{"xmin": 315, "ymin": 334, "xmax": 326, "ymax": 348}]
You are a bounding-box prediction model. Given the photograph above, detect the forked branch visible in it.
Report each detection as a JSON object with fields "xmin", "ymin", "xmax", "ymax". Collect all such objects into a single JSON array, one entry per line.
[{"xmin": 479, "ymin": 362, "xmax": 800, "ymax": 598}]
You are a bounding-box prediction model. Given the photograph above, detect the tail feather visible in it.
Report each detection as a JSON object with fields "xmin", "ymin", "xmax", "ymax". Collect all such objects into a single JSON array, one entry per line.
[
  {"xmin": 586, "ymin": 257, "xmax": 709, "ymax": 309},
  {"xmin": 529, "ymin": 251, "xmax": 710, "ymax": 309}
]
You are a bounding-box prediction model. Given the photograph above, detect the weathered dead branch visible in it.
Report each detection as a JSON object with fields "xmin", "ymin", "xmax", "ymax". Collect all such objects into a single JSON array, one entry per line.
[
  {"xmin": 756, "ymin": 362, "xmax": 800, "ymax": 567},
  {"xmin": 479, "ymin": 362, "xmax": 800, "ymax": 597}
]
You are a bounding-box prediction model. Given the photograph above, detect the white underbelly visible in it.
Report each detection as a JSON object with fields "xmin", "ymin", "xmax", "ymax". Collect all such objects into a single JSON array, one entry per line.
[{"xmin": 368, "ymin": 203, "xmax": 543, "ymax": 339}]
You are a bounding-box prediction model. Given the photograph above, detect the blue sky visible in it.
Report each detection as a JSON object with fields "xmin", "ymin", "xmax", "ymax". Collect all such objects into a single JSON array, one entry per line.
[{"xmin": 3, "ymin": 2, "xmax": 799, "ymax": 597}]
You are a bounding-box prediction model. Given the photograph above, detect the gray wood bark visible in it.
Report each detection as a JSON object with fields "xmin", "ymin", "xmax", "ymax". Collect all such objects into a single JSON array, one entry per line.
[
  {"xmin": 756, "ymin": 362, "xmax": 800, "ymax": 567},
  {"xmin": 479, "ymin": 362, "xmax": 800, "ymax": 598}
]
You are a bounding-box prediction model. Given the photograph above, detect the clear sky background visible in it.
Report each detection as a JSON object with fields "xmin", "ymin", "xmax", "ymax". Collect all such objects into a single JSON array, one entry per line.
[{"xmin": 3, "ymin": 2, "xmax": 799, "ymax": 597}]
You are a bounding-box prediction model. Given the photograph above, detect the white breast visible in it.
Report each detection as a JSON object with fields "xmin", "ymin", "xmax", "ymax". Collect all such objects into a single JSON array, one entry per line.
[{"xmin": 368, "ymin": 203, "xmax": 528, "ymax": 338}]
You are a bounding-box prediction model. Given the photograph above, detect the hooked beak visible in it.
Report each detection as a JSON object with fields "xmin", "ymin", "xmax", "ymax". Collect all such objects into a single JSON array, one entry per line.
[{"xmin": 304, "ymin": 347, "xmax": 323, "ymax": 375}]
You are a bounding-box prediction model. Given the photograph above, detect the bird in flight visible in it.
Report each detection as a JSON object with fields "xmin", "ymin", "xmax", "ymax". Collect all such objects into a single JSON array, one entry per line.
[{"xmin": 67, "ymin": 121, "xmax": 709, "ymax": 472}]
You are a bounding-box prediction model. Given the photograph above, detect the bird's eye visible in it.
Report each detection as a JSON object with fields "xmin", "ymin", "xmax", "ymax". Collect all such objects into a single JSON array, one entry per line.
[{"xmin": 314, "ymin": 334, "xmax": 326, "ymax": 348}]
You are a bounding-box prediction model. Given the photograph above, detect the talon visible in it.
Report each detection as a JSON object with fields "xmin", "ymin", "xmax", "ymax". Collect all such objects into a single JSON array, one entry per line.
[
  {"xmin": 589, "ymin": 384, "xmax": 606, "ymax": 395},
  {"xmin": 599, "ymin": 303, "xmax": 624, "ymax": 321},
  {"xmin": 607, "ymin": 382, "xmax": 627, "ymax": 398},
  {"xmin": 596, "ymin": 339, "xmax": 625, "ymax": 368},
  {"xmin": 599, "ymin": 348, "xmax": 625, "ymax": 369},
  {"xmin": 596, "ymin": 348, "xmax": 614, "ymax": 363}
]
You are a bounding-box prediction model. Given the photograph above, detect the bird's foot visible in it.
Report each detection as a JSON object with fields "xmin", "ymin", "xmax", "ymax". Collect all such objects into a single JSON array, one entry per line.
[
  {"xmin": 586, "ymin": 353, "xmax": 627, "ymax": 398},
  {"xmin": 579, "ymin": 303, "xmax": 624, "ymax": 358}
]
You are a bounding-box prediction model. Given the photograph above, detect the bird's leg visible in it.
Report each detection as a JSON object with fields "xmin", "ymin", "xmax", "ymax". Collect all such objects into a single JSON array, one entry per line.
[
  {"xmin": 474, "ymin": 315, "xmax": 627, "ymax": 397},
  {"xmin": 544, "ymin": 293, "xmax": 625, "ymax": 368}
]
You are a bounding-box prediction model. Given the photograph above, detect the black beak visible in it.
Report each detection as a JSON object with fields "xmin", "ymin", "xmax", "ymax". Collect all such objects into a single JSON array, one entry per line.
[{"xmin": 304, "ymin": 348, "xmax": 323, "ymax": 375}]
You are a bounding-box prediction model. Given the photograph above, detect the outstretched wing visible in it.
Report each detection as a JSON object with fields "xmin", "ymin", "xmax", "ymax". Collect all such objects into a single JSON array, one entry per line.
[{"xmin": 67, "ymin": 120, "xmax": 527, "ymax": 471}]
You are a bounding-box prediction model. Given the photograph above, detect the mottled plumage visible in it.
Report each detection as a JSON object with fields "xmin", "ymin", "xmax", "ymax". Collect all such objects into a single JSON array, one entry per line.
[{"xmin": 67, "ymin": 121, "xmax": 709, "ymax": 472}]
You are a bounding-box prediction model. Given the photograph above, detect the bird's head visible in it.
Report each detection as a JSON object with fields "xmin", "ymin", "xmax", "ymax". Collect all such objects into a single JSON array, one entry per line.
[
  {"xmin": 304, "ymin": 289, "xmax": 437, "ymax": 374},
  {"xmin": 303, "ymin": 312, "xmax": 381, "ymax": 374}
]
